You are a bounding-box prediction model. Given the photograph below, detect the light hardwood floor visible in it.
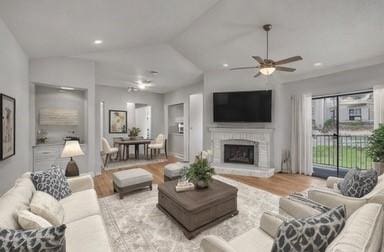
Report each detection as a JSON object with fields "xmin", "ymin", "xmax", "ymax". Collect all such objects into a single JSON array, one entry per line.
[{"xmin": 94, "ymin": 156, "xmax": 325, "ymax": 198}]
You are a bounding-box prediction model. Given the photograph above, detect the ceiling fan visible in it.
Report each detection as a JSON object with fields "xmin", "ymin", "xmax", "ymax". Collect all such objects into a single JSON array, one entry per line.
[{"xmin": 230, "ymin": 24, "xmax": 303, "ymax": 78}]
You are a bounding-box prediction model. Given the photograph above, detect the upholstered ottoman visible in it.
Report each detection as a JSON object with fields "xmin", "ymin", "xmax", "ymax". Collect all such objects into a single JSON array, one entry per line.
[
  {"xmin": 112, "ymin": 168, "xmax": 153, "ymax": 199},
  {"xmin": 164, "ymin": 162, "xmax": 187, "ymax": 181}
]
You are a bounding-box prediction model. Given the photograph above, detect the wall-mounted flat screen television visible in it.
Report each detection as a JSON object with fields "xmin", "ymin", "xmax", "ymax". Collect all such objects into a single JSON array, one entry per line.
[{"xmin": 213, "ymin": 90, "xmax": 272, "ymax": 122}]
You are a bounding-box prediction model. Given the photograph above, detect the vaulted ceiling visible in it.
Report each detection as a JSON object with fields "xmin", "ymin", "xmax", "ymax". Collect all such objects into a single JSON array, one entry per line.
[{"xmin": 0, "ymin": 0, "xmax": 383, "ymax": 92}]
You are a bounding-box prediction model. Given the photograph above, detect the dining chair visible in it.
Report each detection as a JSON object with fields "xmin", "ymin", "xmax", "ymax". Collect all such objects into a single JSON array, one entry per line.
[
  {"xmin": 101, "ymin": 137, "xmax": 119, "ymax": 167},
  {"xmin": 148, "ymin": 134, "xmax": 167, "ymax": 159}
]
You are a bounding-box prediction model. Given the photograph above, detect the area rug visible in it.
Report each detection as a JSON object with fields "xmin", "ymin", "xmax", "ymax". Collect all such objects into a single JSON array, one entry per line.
[
  {"xmin": 99, "ymin": 175, "xmax": 280, "ymax": 252},
  {"xmin": 104, "ymin": 158, "xmax": 168, "ymax": 170}
]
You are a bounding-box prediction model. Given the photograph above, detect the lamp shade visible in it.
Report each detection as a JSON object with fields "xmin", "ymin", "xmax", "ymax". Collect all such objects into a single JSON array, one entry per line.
[{"xmin": 61, "ymin": 141, "xmax": 84, "ymax": 158}]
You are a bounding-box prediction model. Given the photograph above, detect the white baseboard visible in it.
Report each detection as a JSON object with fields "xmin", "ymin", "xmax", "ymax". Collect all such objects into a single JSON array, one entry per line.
[{"xmin": 169, "ymin": 152, "xmax": 184, "ymax": 160}]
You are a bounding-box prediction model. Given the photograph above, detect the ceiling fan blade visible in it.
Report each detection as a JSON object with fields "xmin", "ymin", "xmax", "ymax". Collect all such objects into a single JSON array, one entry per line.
[
  {"xmin": 230, "ymin": 66, "xmax": 259, "ymax": 70},
  {"xmin": 254, "ymin": 72, "xmax": 262, "ymax": 78},
  {"xmin": 252, "ymin": 56, "xmax": 264, "ymax": 64},
  {"xmin": 275, "ymin": 66, "xmax": 296, "ymax": 72},
  {"xmin": 274, "ymin": 56, "xmax": 303, "ymax": 65}
]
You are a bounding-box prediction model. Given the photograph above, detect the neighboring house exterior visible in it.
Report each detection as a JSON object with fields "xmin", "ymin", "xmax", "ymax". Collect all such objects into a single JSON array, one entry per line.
[{"xmin": 312, "ymin": 93, "xmax": 373, "ymax": 130}]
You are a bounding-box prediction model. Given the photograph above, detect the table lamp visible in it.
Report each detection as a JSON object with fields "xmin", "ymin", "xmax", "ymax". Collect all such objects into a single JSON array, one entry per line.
[{"xmin": 61, "ymin": 140, "xmax": 84, "ymax": 177}]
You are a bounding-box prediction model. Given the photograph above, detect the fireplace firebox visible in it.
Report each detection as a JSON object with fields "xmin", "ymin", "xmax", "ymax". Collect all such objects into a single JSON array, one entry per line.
[{"xmin": 224, "ymin": 144, "xmax": 254, "ymax": 165}]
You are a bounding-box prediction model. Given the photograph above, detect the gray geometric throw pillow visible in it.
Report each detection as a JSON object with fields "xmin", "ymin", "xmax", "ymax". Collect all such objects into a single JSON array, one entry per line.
[
  {"xmin": 271, "ymin": 205, "xmax": 346, "ymax": 252},
  {"xmin": 31, "ymin": 167, "xmax": 72, "ymax": 200},
  {"xmin": 0, "ymin": 224, "xmax": 66, "ymax": 252},
  {"xmin": 337, "ymin": 169, "xmax": 378, "ymax": 198}
]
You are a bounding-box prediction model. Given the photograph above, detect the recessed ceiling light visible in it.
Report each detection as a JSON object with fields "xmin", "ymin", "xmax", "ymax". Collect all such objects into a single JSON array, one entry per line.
[
  {"xmin": 93, "ymin": 40, "xmax": 103, "ymax": 45},
  {"xmin": 223, "ymin": 63, "xmax": 229, "ymax": 67},
  {"xmin": 60, "ymin": 87, "xmax": 75, "ymax": 90},
  {"xmin": 314, "ymin": 62, "xmax": 323, "ymax": 67}
]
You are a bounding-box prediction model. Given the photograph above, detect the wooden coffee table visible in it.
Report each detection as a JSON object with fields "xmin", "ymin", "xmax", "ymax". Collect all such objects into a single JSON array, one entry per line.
[{"xmin": 157, "ymin": 179, "xmax": 238, "ymax": 239}]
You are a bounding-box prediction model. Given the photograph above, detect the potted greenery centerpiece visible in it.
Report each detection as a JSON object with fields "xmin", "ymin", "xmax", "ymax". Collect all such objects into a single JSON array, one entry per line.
[
  {"xmin": 186, "ymin": 150, "xmax": 215, "ymax": 189},
  {"xmin": 128, "ymin": 127, "xmax": 141, "ymax": 140},
  {"xmin": 367, "ymin": 124, "xmax": 384, "ymax": 175}
]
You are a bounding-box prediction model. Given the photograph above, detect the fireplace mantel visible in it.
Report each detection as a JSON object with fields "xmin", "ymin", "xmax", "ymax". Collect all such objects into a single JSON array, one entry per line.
[{"xmin": 209, "ymin": 127, "xmax": 274, "ymax": 178}]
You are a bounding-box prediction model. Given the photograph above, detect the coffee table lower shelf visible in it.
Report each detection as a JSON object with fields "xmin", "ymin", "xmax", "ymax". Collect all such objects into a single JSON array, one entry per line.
[{"xmin": 156, "ymin": 203, "xmax": 238, "ymax": 240}]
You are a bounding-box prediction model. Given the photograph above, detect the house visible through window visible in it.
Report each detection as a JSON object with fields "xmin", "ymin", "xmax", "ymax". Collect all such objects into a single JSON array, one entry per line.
[{"xmin": 349, "ymin": 107, "xmax": 361, "ymax": 121}]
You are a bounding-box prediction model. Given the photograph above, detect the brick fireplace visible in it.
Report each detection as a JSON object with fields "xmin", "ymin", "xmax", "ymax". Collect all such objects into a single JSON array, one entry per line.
[{"xmin": 209, "ymin": 127, "xmax": 274, "ymax": 177}]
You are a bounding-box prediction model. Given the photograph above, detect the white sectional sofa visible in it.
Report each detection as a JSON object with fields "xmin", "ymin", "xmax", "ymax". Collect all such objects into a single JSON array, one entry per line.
[
  {"xmin": 0, "ymin": 173, "xmax": 112, "ymax": 252},
  {"xmin": 200, "ymin": 203, "xmax": 384, "ymax": 252}
]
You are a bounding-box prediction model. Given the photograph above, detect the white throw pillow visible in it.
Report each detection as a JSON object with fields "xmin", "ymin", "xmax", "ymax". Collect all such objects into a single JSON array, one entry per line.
[
  {"xmin": 17, "ymin": 209, "xmax": 52, "ymax": 230},
  {"xmin": 30, "ymin": 191, "xmax": 64, "ymax": 226}
]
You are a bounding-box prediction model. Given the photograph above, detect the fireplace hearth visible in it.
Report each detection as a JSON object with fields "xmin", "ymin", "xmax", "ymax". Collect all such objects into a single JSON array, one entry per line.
[{"xmin": 224, "ymin": 144, "xmax": 254, "ymax": 165}]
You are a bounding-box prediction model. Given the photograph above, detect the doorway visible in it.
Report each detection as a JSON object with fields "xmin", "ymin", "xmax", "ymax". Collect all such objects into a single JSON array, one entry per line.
[{"xmin": 312, "ymin": 91, "xmax": 374, "ymax": 177}]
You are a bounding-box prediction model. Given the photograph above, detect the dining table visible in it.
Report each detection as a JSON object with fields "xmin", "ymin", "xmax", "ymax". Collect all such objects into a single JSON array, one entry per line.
[{"xmin": 114, "ymin": 138, "xmax": 153, "ymax": 160}]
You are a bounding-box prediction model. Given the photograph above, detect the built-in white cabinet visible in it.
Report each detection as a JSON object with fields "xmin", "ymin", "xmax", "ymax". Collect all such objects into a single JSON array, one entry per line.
[{"xmin": 33, "ymin": 144, "xmax": 88, "ymax": 173}]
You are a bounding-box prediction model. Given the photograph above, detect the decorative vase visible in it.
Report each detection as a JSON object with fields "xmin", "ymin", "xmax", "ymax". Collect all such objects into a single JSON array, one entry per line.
[
  {"xmin": 374, "ymin": 162, "xmax": 384, "ymax": 175},
  {"xmin": 129, "ymin": 136, "xmax": 137, "ymax": 140},
  {"xmin": 195, "ymin": 180, "xmax": 208, "ymax": 189}
]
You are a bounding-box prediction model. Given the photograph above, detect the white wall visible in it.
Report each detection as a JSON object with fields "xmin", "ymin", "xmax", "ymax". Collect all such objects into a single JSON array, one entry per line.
[
  {"xmin": 30, "ymin": 57, "xmax": 96, "ymax": 175},
  {"xmin": 0, "ymin": 18, "xmax": 30, "ymax": 194},
  {"xmin": 96, "ymin": 85, "xmax": 164, "ymax": 165},
  {"xmin": 164, "ymin": 82, "xmax": 203, "ymax": 161},
  {"xmin": 126, "ymin": 102, "xmax": 136, "ymax": 129},
  {"xmin": 135, "ymin": 105, "xmax": 151, "ymax": 138}
]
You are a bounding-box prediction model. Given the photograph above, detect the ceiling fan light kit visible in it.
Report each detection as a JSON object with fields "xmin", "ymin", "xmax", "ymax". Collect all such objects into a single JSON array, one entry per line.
[
  {"xmin": 260, "ymin": 66, "xmax": 275, "ymax": 75},
  {"xmin": 230, "ymin": 24, "xmax": 303, "ymax": 77}
]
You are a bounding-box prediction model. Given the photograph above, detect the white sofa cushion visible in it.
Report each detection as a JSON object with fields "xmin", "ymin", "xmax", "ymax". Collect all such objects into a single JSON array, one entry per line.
[
  {"xmin": 259, "ymin": 211, "xmax": 288, "ymax": 238},
  {"xmin": 65, "ymin": 215, "xmax": 111, "ymax": 252},
  {"xmin": 67, "ymin": 175, "xmax": 94, "ymax": 193},
  {"xmin": 229, "ymin": 228, "xmax": 274, "ymax": 252},
  {"xmin": 0, "ymin": 177, "xmax": 35, "ymax": 229},
  {"xmin": 326, "ymin": 203, "xmax": 383, "ymax": 252},
  {"xmin": 30, "ymin": 191, "xmax": 64, "ymax": 226},
  {"xmin": 279, "ymin": 197, "xmax": 323, "ymax": 219},
  {"xmin": 17, "ymin": 210, "xmax": 52, "ymax": 230},
  {"xmin": 148, "ymin": 143, "xmax": 163, "ymax": 148},
  {"xmin": 60, "ymin": 189, "xmax": 100, "ymax": 223},
  {"xmin": 201, "ymin": 236, "xmax": 237, "ymax": 252}
]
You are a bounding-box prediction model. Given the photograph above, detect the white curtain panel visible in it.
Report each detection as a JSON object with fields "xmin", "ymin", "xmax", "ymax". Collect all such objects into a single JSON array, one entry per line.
[
  {"xmin": 290, "ymin": 93, "xmax": 313, "ymax": 175},
  {"xmin": 374, "ymin": 86, "xmax": 384, "ymax": 129}
]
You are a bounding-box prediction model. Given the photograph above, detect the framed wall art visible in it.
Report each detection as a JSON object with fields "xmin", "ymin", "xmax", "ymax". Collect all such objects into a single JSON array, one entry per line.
[
  {"xmin": 1, "ymin": 94, "xmax": 16, "ymax": 160},
  {"xmin": 109, "ymin": 110, "xmax": 127, "ymax": 134}
]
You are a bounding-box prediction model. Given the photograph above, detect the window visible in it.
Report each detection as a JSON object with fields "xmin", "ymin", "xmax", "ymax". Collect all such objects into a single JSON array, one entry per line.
[
  {"xmin": 349, "ymin": 108, "xmax": 361, "ymax": 121},
  {"xmin": 330, "ymin": 109, "xmax": 336, "ymax": 120}
]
